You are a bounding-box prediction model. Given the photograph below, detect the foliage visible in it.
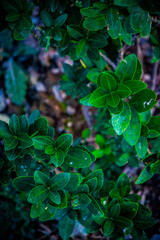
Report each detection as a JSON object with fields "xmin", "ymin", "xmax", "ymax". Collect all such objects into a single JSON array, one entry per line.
[{"xmin": 0, "ymin": 0, "xmax": 160, "ymax": 239}]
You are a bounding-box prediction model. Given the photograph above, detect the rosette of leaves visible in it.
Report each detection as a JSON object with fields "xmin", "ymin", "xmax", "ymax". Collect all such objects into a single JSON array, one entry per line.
[
  {"xmin": 1, "ymin": 0, "xmax": 34, "ymax": 40},
  {"xmin": 59, "ymin": 63, "xmax": 91, "ymax": 99},
  {"xmin": 96, "ymin": 173, "xmax": 156, "ymax": 239},
  {"xmin": 81, "ymin": 54, "xmax": 158, "ymax": 159},
  {"xmin": 39, "ymin": 10, "xmax": 68, "ymax": 51}
]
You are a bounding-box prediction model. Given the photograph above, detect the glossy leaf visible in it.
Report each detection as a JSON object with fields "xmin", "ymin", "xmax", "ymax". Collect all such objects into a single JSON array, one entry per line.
[
  {"xmin": 112, "ymin": 102, "xmax": 131, "ymax": 135},
  {"xmin": 135, "ymin": 136, "xmax": 148, "ymax": 158},
  {"xmin": 89, "ymin": 88, "xmax": 108, "ymax": 108},
  {"xmin": 103, "ymin": 220, "xmax": 115, "ymax": 237},
  {"xmin": 34, "ymin": 171, "xmax": 49, "ymax": 185},
  {"xmin": 56, "ymin": 134, "xmax": 73, "ymax": 152},
  {"xmin": 49, "ymin": 173, "xmax": 70, "ymax": 190},
  {"xmin": 28, "ymin": 185, "xmax": 49, "ymax": 203},
  {"xmin": 13, "ymin": 176, "xmax": 35, "ymax": 192}
]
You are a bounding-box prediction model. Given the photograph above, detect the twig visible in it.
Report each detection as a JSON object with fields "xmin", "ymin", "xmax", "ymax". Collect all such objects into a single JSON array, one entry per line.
[
  {"xmin": 82, "ymin": 106, "xmax": 94, "ymax": 129},
  {"xmin": 151, "ymin": 61, "xmax": 159, "ymax": 91},
  {"xmin": 100, "ymin": 52, "xmax": 117, "ymax": 70}
]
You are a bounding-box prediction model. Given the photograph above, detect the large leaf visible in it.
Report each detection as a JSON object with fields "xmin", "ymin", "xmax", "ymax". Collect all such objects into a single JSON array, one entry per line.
[
  {"xmin": 65, "ymin": 146, "xmax": 93, "ymax": 168},
  {"xmin": 59, "ymin": 215, "xmax": 75, "ymax": 240},
  {"xmin": 83, "ymin": 16, "xmax": 106, "ymax": 31},
  {"xmin": 116, "ymin": 173, "xmax": 131, "ymax": 197},
  {"xmin": 76, "ymin": 39, "xmax": 89, "ymax": 58},
  {"xmin": 130, "ymin": 89, "xmax": 157, "ymax": 113},
  {"xmin": 5, "ymin": 59, "xmax": 28, "ymax": 105},
  {"xmin": 49, "ymin": 173, "xmax": 70, "ymax": 190},
  {"xmin": 106, "ymin": 7, "xmax": 121, "ymax": 39},
  {"xmin": 115, "ymin": 54, "xmax": 137, "ymax": 82},
  {"xmin": 99, "ymin": 72, "xmax": 117, "ymax": 91},
  {"xmin": 112, "ymin": 102, "xmax": 131, "ymax": 135},
  {"xmin": 0, "ymin": 120, "xmax": 11, "ymax": 139},
  {"xmin": 136, "ymin": 165, "xmax": 153, "ymax": 184},
  {"xmin": 130, "ymin": 6, "xmax": 150, "ymax": 32},
  {"xmin": 89, "ymin": 88, "xmax": 108, "ymax": 108},
  {"xmin": 123, "ymin": 108, "xmax": 141, "ymax": 146},
  {"xmin": 13, "ymin": 176, "xmax": 35, "ymax": 192},
  {"xmin": 56, "ymin": 134, "xmax": 73, "ymax": 152},
  {"xmin": 123, "ymin": 80, "xmax": 147, "ymax": 94},
  {"xmin": 103, "ymin": 220, "xmax": 115, "ymax": 237},
  {"xmin": 114, "ymin": 0, "xmax": 140, "ymax": 6},
  {"xmin": 28, "ymin": 185, "xmax": 49, "ymax": 203},
  {"xmin": 135, "ymin": 136, "xmax": 148, "ymax": 158},
  {"xmin": 9, "ymin": 114, "xmax": 20, "ymax": 136}
]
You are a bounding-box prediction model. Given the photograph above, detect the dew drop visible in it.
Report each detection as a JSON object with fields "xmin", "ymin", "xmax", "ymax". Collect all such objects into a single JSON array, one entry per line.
[{"xmin": 70, "ymin": 162, "xmax": 73, "ymax": 165}]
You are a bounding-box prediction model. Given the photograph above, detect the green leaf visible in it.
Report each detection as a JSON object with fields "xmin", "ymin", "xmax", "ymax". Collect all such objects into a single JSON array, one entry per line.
[
  {"xmin": 139, "ymin": 110, "xmax": 151, "ymax": 124},
  {"xmin": 136, "ymin": 165, "xmax": 153, "ymax": 184},
  {"xmin": 9, "ymin": 114, "xmax": 20, "ymax": 136},
  {"xmin": 0, "ymin": 120, "xmax": 11, "ymax": 139},
  {"xmin": 49, "ymin": 173, "xmax": 70, "ymax": 190},
  {"xmin": 49, "ymin": 190, "xmax": 61, "ymax": 204},
  {"xmin": 84, "ymin": 169, "xmax": 104, "ymax": 190},
  {"xmin": 130, "ymin": 6, "xmax": 150, "ymax": 32},
  {"xmin": 114, "ymin": 216, "xmax": 133, "ymax": 228},
  {"xmin": 56, "ymin": 134, "xmax": 73, "ymax": 152},
  {"xmin": 123, "ymin": 108, "xmax": 141, "ymax": 146},
  {"xmin": 28, "ymin": 185, "xmax": 49, "ymax": 204},
  {"xmin": 135, "ymin": 136, "xmax": 148, "ymax": 158},
  {"xmin": 13, "ymin": 176, "xmax": 35, "ymax": 192},
  {"xmin": 123, "ymin": 80, "xmax": 147, "ymax": 94},
  {"xmin": 4, "ymin": 136, "xmax": 18, "ymax": 151},
  {"xmin": 5, "ymin": 59, "xmax": 28, "ymax": 105},
  {"xmin": 88, "ymin": 195, "xmax": 103, "ymax": 215},
  {"xmin": 53, "ymin": 14, "xmax": 68, "ymax": 27},
  {"xmin": 6, "ymin": 148, "xmax": 22, "ymax": 161},
  {"xmin": 114, "ymin": 0, "xmax": 140, "ymax": 6},
  {"xmin": 106, "ymin": 7, "xmax": 121, "ymax": 39},
  {"xmin": 109, "ymin": 188, "xmax": 121, "ymax": 200},
  {"xmin": 115, "ymin": 54, "xmax": 137, "ymax": 82},
  {"xmin": 111, "ymin": 102, "xmax": 131, "ymax": 135},
  {"xmin": 50, "ymin": 149, "xmax": 65, "ymax": 167},
  {"xmin": 82, "ymin": 128, "xmax": 91, "ymax": 139},
  {"xmin": 28, "ymin": 110, "xmax": 41, "ymax": 125},
  {"xmin": 85, "ymin": 178, "xmax": 97, "ymax": 192},
  {"xmin": 120, "ymin": 202, "xmax": 139, "ymax": 219},
  {"xmin": 106, "ymin": 93, "xmax": 120, "ymax": 107},
  {"xmin": 65, "ymin": 146, "xmax": 93, "ymax": 168},
  {"xmin": 18, "ymin": 133, "xmax": 33, "ymax": 148},
  {"xmin": 45, "ymin": 145, "xmax": 55, "ymax": 155},
  {"xmin": 83, "ymin": 16, "xmax": 106, "ymax": 31},
  {"xmin": 30, "ymin": 202, "xmax": 45, "ymax": 218},
  {"xmin": 40, "ymin": 10, "xmax": 53, "ymax": 27},
  {"xmin": 34, "ymin": 171, "xmax": 49, "ymax": 185},
  {"xmin": 32, "ymin": 136, "xmax": 54, "ymax": 150},
  {"xmin": 130, "ymin": 89, "xmax": 157, "ymax": 112},
  {"xmin": 133, "ymin": 59, "xmax": 142, "ymax": 80},
  {"xmin": 67, "ymin": 25, "xmax": 84, "ymax": 39},
  {"xmin": 79, "ymin": 193, "xmax": 92, "ymax": 205},
  {"xmin": 110, "ymin": 203, "xmax": 120, "ymax": 218},
  {"xmin": 76, "ymin": 38, "xmax": 89, "ymax": 58},
  {"xmin": 59, "ymin": 215, "xmax": 75, "ymax": 240},
  {"xmin": 89, "ymin": 88, "xmax": 108, "ymax": 108},
  {"xmin": 80, "ymin": 94, "xmax": 92, "ymax": 106},
  {"xmin": 64, "ymin": 173, "xmax": 81, "ymax": 191},
  {"xmin": 116, "ymin": 83, "xmax": 131, "ymax": 98},
  {"xmin": 89, "ymin": 34, "xmax": 108, "ymax": 48},
  {"xmin": 103, "ymin": 220, "xmax": 115, "ymax": 237},
  {"xmin": 39, "ymin": 203, "xmax": 57, "ymax": 221},
  {"xmin": 116, "ymin": 173, "xmax": 131, "ymax": 197},
  {"xmin": 19, "ymin": 115, "xmax": 28, "ymax": 133},
  {"xmin": 80, "ymin": 7, "xmax": 98, "ymax": 16},
  {"xmin": 108, "ymin": 100, "xmax": 124, "ymax": 115},
  {"xmin": 99, "ymin": 72, "xmax": 117, "ymax": 91},
  {"xmin": 29, "ymin": 117, "xmax": 48, "ymax": 136},
  {"xmin": 147, "ymin": 116, "xmax": 160, "ymax": 133},
  {"xmin": 116, "ymin": 153, "xmax": 129, "ymax": 167}
]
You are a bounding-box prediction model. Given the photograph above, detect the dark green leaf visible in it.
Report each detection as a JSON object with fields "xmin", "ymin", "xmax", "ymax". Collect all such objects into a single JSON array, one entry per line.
[
  {"xmin": 99, "ymin": 72, "xmax": 117, "ymax": 91},
  {"xmin": 28, "ymin": 185, "xmax": 49, "ymax": 203},
  {"xmin": 76, "ymin": 39, "xmax": 89, "ymax": 58},
  {"xmin": 9, "ymin": 114, "xmax": 20, "ymax": 136},
  {"xmin": 50, "ymin": 149, "xmax": 65, "ymax": 167},
  {"xmin": 106, "ymin": 7, "xmax": 121, "ymax": 39},
  {"xmin": 53, "ymin": 14, "xmax": 68, "ymax": 27},
  {"xmin": 110, "ymin": 203, "xmax": 120, "ymax": 218},
  {"xmin": 32, "ymin": 136, "xmax": 54, "ymax": 150},
  {"xmin": 39, "ymin": 203, "xmax": 57, "ymax": 221},
  {"xmin": 106, "ymin": 93, "xmax": 120, "ymax": 107},
  {"xmin": 49, "ymin": 173, "xmax": 70, "ymax": 190},
  {"xmin": 120, "ymin": 202, "xmax": 139, "ymax": 219},
  {"xmin": 59, "ymin": 215, "xmax": 75, "ymax": 240},
  {"xmin": 40, "ymin": 10, "xmax": 53, "ymax": 27},
  {"xmin": 19, "ymin": 115, "xmax": 28, "ymax": 133},
  {"xmin": 116, "ymin": 83, "xmax": 131, "ymax": 98},
  {"xmin": 124, "ymin": 81, "xmax": 147, "ymax": 94},
  {"xmin": 49, "ymin": 190, "xmax": 61, "ymax": 204},
  {"xmin": 34, "ymin": 171, "xmax": 49, "ymax": 185},
  {"xmin": 18, "ymin": 133, "xmax": 33, "ymax": 148},
  {"xmin": 114, "ymin": 216, "xmax": 133, "ymax": 228},
  {"xmin": 89, "ymin": 88, "xmax": 108, "ymax": 108},
  {"xmin": 56, "ymin": 134, "xmax": 73, "ymax": 152},
  {"xmin": 67, "ymin": 25, "xmax": 84, "ymax": 39},
  {"xmin": 136, "ymin": 165, "xmax": 153, "ymax": 184},
  {"xmin": 116, "ymin": 173, "xmax": 131, "ymax": 197},
  {"xmin": 83, "ymin": 16, "xmax": 106, "ymax": 31},
  {"xmin": 135, "ymin": 136, "xmax": 148, "ymax": 158},
  {"xmin": 0, "ymin": 120, "xmax": 11, "ymax": 139},
  {"xmin": 13, "ymin": 176, "xmax": 35, "ymax": 192},
  {"xmin": 103, "ymin": 220, "xmax": 115, "ymax": 237}
]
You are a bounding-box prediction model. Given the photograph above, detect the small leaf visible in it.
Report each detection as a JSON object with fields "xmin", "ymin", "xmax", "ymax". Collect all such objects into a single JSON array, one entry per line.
[
  {"xmin": 123, "ymin": 80, "xmax": 147, "ymax": 94},
  {"xmin": 67, "ymin": 25, "xmax": 84, "ymax": 39},
  {"xmin": 89, "ymin": 88, "xmax": 108, "ymax": 108},
  {"xmin": 106, "ymin": 93, "xmax": 120, "ymax": 107},
  {"xmin": 9, "ymin": 114, "xmax": 20, "ymax": 136},
  {"xmin": 50, "ymin": 149, "xmax": 65, "ymax": 167},
  {"xmin": 18, "ymin": 133, "xmax": 33, "ymax": 148},
  {"xmin": 53, "ymin": 14, "xmax": 68, "ymax": 27},
  {"xmin": 106, "ymin": 7, "xmax": 121, "ymax": 39},
  {"xmin": 31, "ymin": 202, "xmax": 45, "ymax": 218},
  {"xmin": 56, "ymin": 134, "xmax": 73, "ymax": 152},
  {"xmin": 39, "ymin": 203, "xmax": 57, "ymax": 221},
  {"xmin": 40, "ymin": 10, "xmax": 53, "ymax": 27},
  {"xmin": 116, "ymin": 173, "xmax": 131, "ymax": 197},
  {"xmin": 116, "ymin": 83, "xmax": 131, "ymax": 98},
  {"xmin": 103, "ymin": 220, "xmax": 115, "ymax": 237},
  {"xmin": 112, "ymin": 102, "xmax": 131, "ymax": 135},
  {"xmin": 64, "ymin": 173, "xmax": 81, "ymax": 191},
  {"xmin": 76, "ymin": 39, "xmax": 89, "ymax": 58},
  {"xmin": 32, "ymin": 136, "xmax": 54, "ymax": 150},
  {"xmin": 136, "ymin": 165, "xmax": 153, "ymax": 184},
  {"xmin": 4, "ymin": 136, "xmax": 19, "ymax": 151},
  {"xmin": 59, "ymin": 215, "xmax": 75, "ymax": 240},
  {"xmin": 135, "ymin": 136, "xmax": 148, "ymax": 158},
  {"xmin": 19, "ymin": 115, "xmax": 28, "ymax": 133},
  {"xmin": 99, "ymin": 72, "xmax": 117, "ymax": 91},
  {"xmin": 34, "ymin": 171, "xmax": 49, "ymax": 185},
  {"xmin": 110, "ymin": 203, "xmax": 120, "ymax": 218},
  {"xmin": 13, "ymin": 176, "xmax": 35, "ymax": 192},
  {"xmin": 49, "ymin": 190, "xmax": 61, "ymax": 204},
  {"xmin": 65, "ymin": 146, "xmax": 93, "ymax": 168},
  {"xmin": 28, "ymin": 185, "xmax": 49, "ymax": 204},
  {"xmin": 83, "ymin": 16, "xmax": 106, "ymax": 31},
  {"xmin": 28, "ymin": 110, "xmax": 41, "ymax": 125},
  {"xmin": 120, "ymin": 202, "xmax": 139, "ymax": 219},
  {"xmin": 123, "ymin": 108, "xmax": 141, "ymax": 146},
  {"xmin": 0, "ymin": 120, "xmax": 11, "ymax": 139},
  {"xmin": 114, "ymin": 216, "xmax": 133, "ymax": 228},
  {"xmin": 49, "ymin": 173, "xmax": 70, "ymax": 190}
]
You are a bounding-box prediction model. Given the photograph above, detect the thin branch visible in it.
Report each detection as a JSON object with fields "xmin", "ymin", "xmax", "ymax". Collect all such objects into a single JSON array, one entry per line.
[
  {"xmin": 151, "ymin": 61, "xmax": 159, "ymax": 91},
  {"xmin": 100, "ymin": 52, "xmax": 117, "ymax": 70}
]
